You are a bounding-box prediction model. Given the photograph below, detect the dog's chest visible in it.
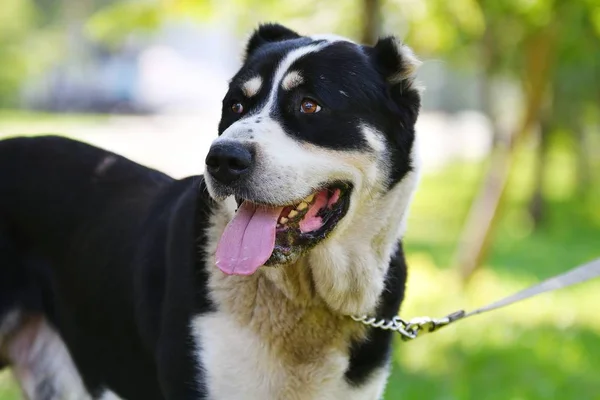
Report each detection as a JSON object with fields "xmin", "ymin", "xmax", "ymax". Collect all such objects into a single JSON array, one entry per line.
[{"xmin": 191, "ymin": 311, "xmax": 387, "ymax": 400}]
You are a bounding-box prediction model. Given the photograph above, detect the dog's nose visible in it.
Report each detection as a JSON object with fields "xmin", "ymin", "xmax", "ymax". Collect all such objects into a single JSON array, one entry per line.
[{"xmin": 205, "ymin": 142, "xmax": 253, "ymax": 184}]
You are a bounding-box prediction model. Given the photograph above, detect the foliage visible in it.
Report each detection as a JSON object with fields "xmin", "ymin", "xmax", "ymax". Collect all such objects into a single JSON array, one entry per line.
[
  {"xmin": 0, "ymin": 0, "xmax": 39, "ymax": 107},
  {"xmin": 81, "ymin": 0, "xmax": 600, "ymax": 122},
  {"xmin": 551, "ymin": 2, "xmax": 600, "ymax": 124},
  {"xmin": 0, "ymin": 0, "xmax": 69, "ymax": 107},
  {"xmin": 84, "ymin": 0, "xmax": 367, "ymax": 45},
  {"xmin": 3, "ymin": 0, "xmax": 599, "ymax": 113},
  {"xmin": 391, "ymin": 0, "xmax": 600, "ymax": 131},
  {"xmin": 86, "ymin": 1, "xmax": 163, "ymax": 48}
]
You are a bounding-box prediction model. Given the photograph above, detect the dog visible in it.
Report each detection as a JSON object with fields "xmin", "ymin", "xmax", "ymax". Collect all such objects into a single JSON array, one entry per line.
[{"xmin": 0, "ymin": 23, "xmax": 422, "ymax": 399}]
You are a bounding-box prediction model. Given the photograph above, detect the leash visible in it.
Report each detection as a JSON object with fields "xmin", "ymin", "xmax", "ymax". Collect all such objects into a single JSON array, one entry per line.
[{"xmin": 352, "ymin": 257, "xmax": 600, "ymax": 341}]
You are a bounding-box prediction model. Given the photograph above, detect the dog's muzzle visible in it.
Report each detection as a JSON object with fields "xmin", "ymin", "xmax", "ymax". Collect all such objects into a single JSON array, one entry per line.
[{"xmin": 204, "ymin": 139, "xmax": 353, "ymax": 277}]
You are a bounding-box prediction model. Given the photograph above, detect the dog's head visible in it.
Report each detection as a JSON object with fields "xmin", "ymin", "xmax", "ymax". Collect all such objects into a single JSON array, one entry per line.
[{"xmin": 205, "ymin": 23, "xmax": 421, "ymax": 281}]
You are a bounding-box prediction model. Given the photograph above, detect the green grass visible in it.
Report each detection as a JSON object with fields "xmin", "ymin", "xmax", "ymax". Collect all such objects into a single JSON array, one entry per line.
[
  {"xmin": 384, "ymin": 134, "xmax": 600, "ymax": 399},
  {"xmin": 0, "ymin": 109, "xmax": 107, "ymax": 142},
  {"xmin": 0, "ymin": 123, "xmax": 598, "ymax": 399},
  {"xmin": 0, "ymin": 374, "xmax": 19, "ymax": 400},
  {"xmin": 0, "ymin": 110, "xmax": 107, "ymax": 126}
]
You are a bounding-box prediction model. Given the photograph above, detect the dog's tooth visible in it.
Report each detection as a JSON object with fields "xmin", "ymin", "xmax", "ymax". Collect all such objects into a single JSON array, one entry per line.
[
  {"xmin": 279, "ymin": 217, "xmax": 288, "ymax": 224},
  {"xmin": 288, "ymin": 210, "xmax": 298, "ymax": 219},
  {"xmin": 296, "ymin": 202, "xmax": 308, "ymax": 211},
  {"xmin": 304, "ymin": 193, "xmax": 315, "ymax": 203}
]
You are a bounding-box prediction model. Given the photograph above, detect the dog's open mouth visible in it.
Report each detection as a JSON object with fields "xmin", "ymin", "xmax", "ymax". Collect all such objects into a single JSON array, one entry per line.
[{"xmin": 215, "ymin": 183, "xmax": 352, "ymax": 275}]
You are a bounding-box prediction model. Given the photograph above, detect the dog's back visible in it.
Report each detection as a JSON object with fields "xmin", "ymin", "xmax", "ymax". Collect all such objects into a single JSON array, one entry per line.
[
  {"xmin": 0, "ymin": 136, "xmax": 175, "ymax": 399},
  {"xmin": 0, "ymin": 135, "xmax": 169, "ymax": 245}
]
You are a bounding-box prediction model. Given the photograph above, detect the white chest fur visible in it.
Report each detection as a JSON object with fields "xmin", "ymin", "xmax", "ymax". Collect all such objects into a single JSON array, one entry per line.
[{"xmin": 191, "ymin": 311, "xmax": 388, "ymax": 400}]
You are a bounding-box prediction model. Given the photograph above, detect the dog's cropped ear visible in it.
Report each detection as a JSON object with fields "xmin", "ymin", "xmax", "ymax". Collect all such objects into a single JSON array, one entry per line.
[
  {"xmin": 245, "ymin": 23, "xmax": 301, "ymax": 60},
  {"xmin": 369, "ymin": 36, "xmax": 421, "ymax": 85},
  {"xmin": 367, "ymin": 36, "xmax": 422, "ymax": 124}
]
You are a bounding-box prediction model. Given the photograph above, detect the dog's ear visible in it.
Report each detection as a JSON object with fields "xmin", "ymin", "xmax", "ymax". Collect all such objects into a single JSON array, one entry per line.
[
  {"xmin": 245, "ymin": 23, "xmax": 301, "ymax": 59},
  {"xmin": 367, "ymin": 36, "xmax": 422, "ymax": 124},
  {"xmin": 369, "ymin": 36, "xmax": 421, "ymax": 84}
]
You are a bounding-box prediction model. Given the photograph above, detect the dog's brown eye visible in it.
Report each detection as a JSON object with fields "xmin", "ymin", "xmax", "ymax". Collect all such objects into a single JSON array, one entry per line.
[
  {"xmin": 231, "ymin": 102, "xmax": 244, "ymax": 114},
  {"xmin": 300, "ymin": 98, "xmax": 321, "ymax": 114}
]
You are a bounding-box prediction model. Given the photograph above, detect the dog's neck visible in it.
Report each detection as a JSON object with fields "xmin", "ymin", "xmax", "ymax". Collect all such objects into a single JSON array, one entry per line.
[
  {"xmin": 205, "ymin": 166, "xmax": 419, "ymax": 323},
  {"xmin": 205, "ymin": 257, "xmax": 362, "ymax": 365},
  {"xmin": 201, "ymin": 168, "xmax": 418, "ymax": 380}
]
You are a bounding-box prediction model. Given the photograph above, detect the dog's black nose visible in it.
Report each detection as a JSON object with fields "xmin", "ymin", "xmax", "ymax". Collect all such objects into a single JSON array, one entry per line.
[{"xmin": 205, "ymin": 142, "xmax": 253, "ymax": 184}]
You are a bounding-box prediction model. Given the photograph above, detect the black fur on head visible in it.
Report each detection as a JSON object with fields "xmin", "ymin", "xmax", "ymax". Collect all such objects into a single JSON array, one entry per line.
[
  {"xmin": 245, "ymin": 23, "xmax": 302, "ymax": 60},
  {"xmin": 217, "ymin": 25, "xmax": 422, "ymax": 193}
]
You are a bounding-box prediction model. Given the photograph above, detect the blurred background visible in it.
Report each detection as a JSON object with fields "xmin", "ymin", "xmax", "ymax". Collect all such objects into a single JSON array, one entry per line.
[{"xmin": 0, "ymin": 0, "xmax": 599, "ymax": 398}]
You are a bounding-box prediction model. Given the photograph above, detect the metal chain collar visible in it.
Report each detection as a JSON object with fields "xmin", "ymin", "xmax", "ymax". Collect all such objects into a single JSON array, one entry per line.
[{"xmin": 351, "ymin": 311, "xmax": 466, "ymax": 341}]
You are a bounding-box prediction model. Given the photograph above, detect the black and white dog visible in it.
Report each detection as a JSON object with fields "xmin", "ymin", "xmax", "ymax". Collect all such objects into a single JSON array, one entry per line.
[{"xmin": 0, "ymin": 23, "xmax": 421, "ymax": 399}]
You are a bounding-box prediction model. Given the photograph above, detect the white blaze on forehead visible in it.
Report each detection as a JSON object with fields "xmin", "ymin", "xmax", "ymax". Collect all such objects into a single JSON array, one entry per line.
[
  {"xmin": 242, "ymin": 75, "xmax": 263, "ymax": 98},
  {"xmin": 214, "ymin": 42, "xmax": 333, "ymax": 146},
  {"xmin": 281, "ymin": 70, "xmax": 303, "ymax": 90},
  {"xmin": 310, "ymin": 33, "xmax": 355, "ymax": 44},
  {"xmin": 260, "ymin": 42, "xmax": 330, "ymax": 113}
]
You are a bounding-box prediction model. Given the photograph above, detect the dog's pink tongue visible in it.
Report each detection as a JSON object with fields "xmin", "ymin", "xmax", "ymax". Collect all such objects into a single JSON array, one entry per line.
[{"xmin": 215, "ymin": 202, "xmax": 283, "ymax": 276}]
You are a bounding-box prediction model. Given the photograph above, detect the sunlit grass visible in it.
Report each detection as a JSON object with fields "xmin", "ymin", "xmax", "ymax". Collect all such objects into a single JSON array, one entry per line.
[
  {"xmin": 385, "ymin": 132, "xmax": 600, "ymax": 399},
  {"xmin": 385, "ymin": 255, "xmax": 600, "ymax": 399},
  {"xmin": 0, "ymin": 110, "xmax": 107, "ymax": 126},
  {"xmin": 0, "ymin": 373, "xmax": 19, "ymax": 400},
  {"xmin": 0, "ymin": 110, "xmax": 108, "ymax": 141}
]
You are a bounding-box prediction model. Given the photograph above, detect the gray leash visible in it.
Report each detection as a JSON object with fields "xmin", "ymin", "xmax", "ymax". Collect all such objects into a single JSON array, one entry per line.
[{"xmin": 352, "ymin": 257, "xmax": 600, "ymax": 341}]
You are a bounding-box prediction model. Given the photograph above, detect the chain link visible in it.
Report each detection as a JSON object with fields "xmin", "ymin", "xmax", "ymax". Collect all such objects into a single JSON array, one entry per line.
[
  {"xmin": 351, "ymin": 311, "xmax": 466, "ymax": 341},
  {"xmin": 350, "ymin": 315, "xmax": 416, "ymax": 340}
]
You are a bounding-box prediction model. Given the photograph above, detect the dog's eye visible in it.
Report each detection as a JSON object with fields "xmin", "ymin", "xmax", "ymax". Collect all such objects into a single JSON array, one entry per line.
[
  {"xmin": 300, "ymin": 98, "xmax": 321, "ymax": 114},
  {"xmin": 231, "ymin": 102, "xmax": 244, "ymax": 114}
]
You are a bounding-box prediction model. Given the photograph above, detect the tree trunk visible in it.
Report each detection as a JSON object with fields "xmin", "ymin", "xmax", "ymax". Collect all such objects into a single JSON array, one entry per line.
[
  {"xmin": 361, "ymin": 0, "xmax": 381, "ymax": 44},
  {"xmin": 529, "ymin": 116, "xmax": 551, "ymax": 227},
  {"xmin": 479, "ymin": 19, "xmax": 503, "ymax": 146},
  {"xmin": 575, "ymin": 120, "xmax": 592, "ymax": 196},
  {"xmin": 455, "ymin": 22, "xmax": 559, "ymax": 282}
]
